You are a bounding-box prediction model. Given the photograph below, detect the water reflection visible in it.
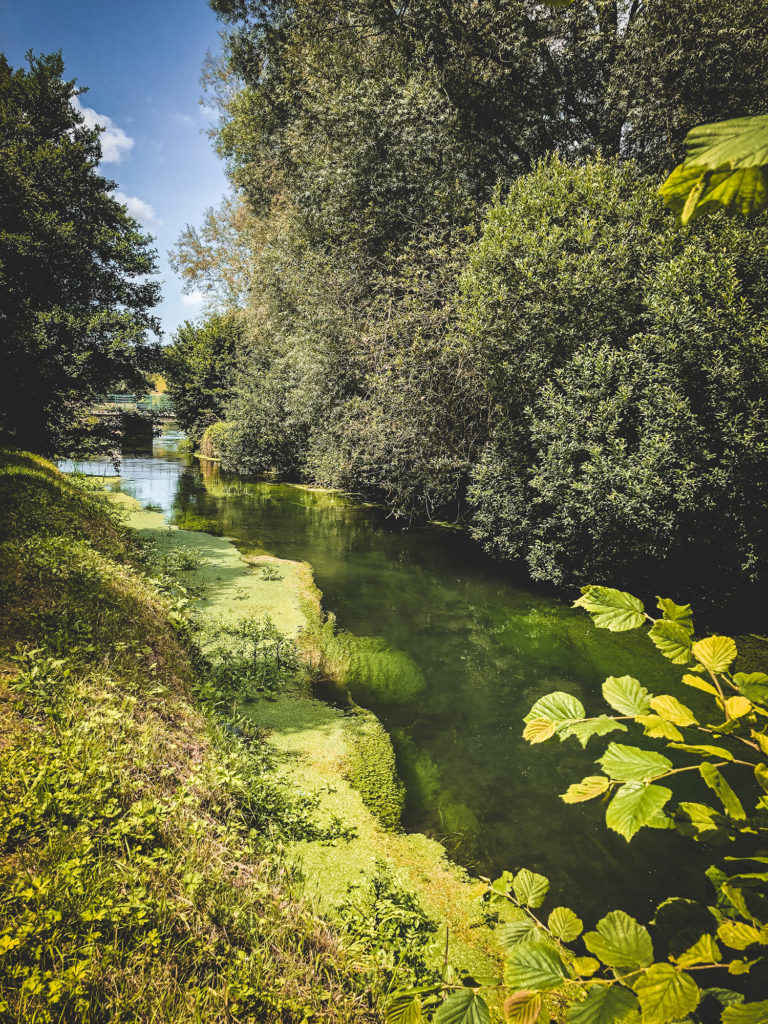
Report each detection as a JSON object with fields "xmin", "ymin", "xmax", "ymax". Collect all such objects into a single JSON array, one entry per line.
[{"xmin": 62, "ymin": 434, "xmax": 712, "ymax": 920}]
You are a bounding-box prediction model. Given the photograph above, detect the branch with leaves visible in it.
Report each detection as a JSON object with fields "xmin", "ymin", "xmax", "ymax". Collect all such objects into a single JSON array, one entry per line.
[{"xmin": 387, "ymin": 586, "xmax": 768, "ymax": 1024}]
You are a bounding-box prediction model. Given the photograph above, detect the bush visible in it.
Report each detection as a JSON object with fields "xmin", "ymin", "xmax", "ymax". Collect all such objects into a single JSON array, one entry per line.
[{"xmin": 461, "ymin": 156, "xmax": 768, "ymax": 611}]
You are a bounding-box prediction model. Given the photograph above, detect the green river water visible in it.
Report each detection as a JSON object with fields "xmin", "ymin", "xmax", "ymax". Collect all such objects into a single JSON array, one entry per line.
[{"xmin": 67, "ymin": 433, "xmax": 715, "ymax": 922}]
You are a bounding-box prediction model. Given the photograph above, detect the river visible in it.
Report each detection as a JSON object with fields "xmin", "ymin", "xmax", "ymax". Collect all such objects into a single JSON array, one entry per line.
[{"xmin": 65, "ymin": 432, "xmax": 713, "ymax": 922}]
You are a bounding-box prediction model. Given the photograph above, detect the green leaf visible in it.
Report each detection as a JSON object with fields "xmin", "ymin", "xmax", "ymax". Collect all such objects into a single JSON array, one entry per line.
[
  {"xmin": 633, "ymin": 965, "xmax": 700, "ymax": 1024},
  {"xmin": 503, "ymin": 944, "xmax": 569, "ymax": 991},
  {"xmin": 656, "ymin": 598, "xmax": 694, "ymax": 634},
  {"xmin": 676, "ymin": 802, "xmax": 721, "ymax": 837},
  {"xmin": 661, "ymin": 160, "xmax": 768, "ymax": 225},
  {"xmin": 636, "ymin": 716, "xmax": 683, "ymax": 742},
  {"xmin": 524, "ymin": 692, "xmax": 585, "ymax": 726},
  {"xmin": 649, "ymin": 620, "xmax": 693, "ymax": 665},
  {"xmin": 734, "ymin": 673, "xmax": 768, "ymax": 708},
  {"xmin": 602, "ymin": 676, "xmax": 651, "ymax": 716},
  {"xmin": 728, "ymin": 959, "xmax": 759, "ymax": 975},
  {"xmin": 674, "ymin": 933, "xmax": 721, "ymax": 967},
  {"xmin": 598, "ymin": 744, "xmax": 673, "ymax": 783},
  {"xmin": 498, "ymin": 919, "xmax": 547, "ymax": 952},
  {"xmin": 699, "ymin": 763, "xmax": 746, "ymax": 819},
  {"xmin": 503, "ymin": 992, "xmax": 544, "ymax": 1024},
  {"xmin": 583, "ymin": 910, "xmax": 653, "ymax": 970},
  {"xmin": 435, "ymin": 989, "xmax": 491, "ymax": 1024},
  {"xmin": 573, "ymin": 587, "xmax": 646, "ymax": 632},
  {"xmin": 605, "ymin": 783, "xmax": 673, "ymax": 841},
  {"xmin": 559, "ymin": 717, "xmax": 627, "ymax": 747},
  {"xmin": 648, "ymin": 695, "xmax": 697, "ymax": 727},
  {"xmin": 691, "ymin": 636, "xmax": 738, "ymax": 675},
  {"xmin": 513, "ymin": 869, "xmax": 549, "ymax": 909},
  {"xmin": 547, "ymin": 907, "xmax": 583, "ymax": 942},
  {"xmin": 669, "ymin": 743, "xmax": 735, "ymax": 761},
  {"xmin": 723, "ymin": 1000, "xmax": 768, "ymax": 1024},
  {"xmin": 661, "ymin": 116, "xmax": 768, "ymax": 223},
  {"xmin": 386, "ymin": 993, "xmax": 423, "ymax": 1024},
  {"xmin": 561, "ymin": 776, "xmax": 610, "ymax": 804},
  {"xmin": 755, "ymin": 764, "xmax": 768, "ymax": 793},
  {"xmin": 717, "ymin": 921, "xmax": 761, "ymax": 950},
  {"xmin": 567, "ymin": 985, "xmax": 639, "ymax": 1024}
]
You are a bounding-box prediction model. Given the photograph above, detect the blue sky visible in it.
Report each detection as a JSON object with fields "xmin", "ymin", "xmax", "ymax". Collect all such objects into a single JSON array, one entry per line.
[{"xmin": 1, "ymin": 0, "xmax": 230, "ymax": 339}]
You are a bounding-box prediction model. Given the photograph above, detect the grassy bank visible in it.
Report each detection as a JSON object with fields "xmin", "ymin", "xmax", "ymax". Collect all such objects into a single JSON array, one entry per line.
[{"xmin": 0, "ymin": 451, "xmax": 379, "ymax": 1022}]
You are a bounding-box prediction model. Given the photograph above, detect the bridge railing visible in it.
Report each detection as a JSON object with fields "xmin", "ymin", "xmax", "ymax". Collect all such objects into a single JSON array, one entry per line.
[{"xmin": 96, "ymin": 393, "xmax": 174, "ymax": 414}]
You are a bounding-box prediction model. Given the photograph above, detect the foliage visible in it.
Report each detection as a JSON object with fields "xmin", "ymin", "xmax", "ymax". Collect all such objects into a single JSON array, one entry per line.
[
  {"xmin": 462, "ymin": 157, "xmax": 768, "ymax": 610},
  {"xmin": 339, "ymin": 863, "xmax": 442, "ymax": 1005},
  {"xmin": 0, "ymin": 52, "xmax": 160, "ymax": 452},
  {"xmin": 662, "ymin": 116, "xmax": 768, "ymax": 224},
  {"xmin": 390, "ymin": 585, "xmax": 768, "ymax": 1022},
  {"xmin": 163, "ymin": 311, "xmax": 243, "ymax": 445},
  {"xmin": 202, "ymin": 614, "xmax": 301, "ymax": 703}
]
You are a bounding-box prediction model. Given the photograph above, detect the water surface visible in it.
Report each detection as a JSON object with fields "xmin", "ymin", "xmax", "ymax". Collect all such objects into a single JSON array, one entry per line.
[{"xmin": 66, "ymin": 434, "xmax": 713, "ymax": 921}]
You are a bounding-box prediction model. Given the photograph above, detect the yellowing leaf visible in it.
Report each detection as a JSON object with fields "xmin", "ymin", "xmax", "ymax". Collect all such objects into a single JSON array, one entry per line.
[
  {"xmin": 724, "ymin": 696, "xmax": 753, "ymax": 719},
  {"xmin": 674, "ymin": 933, "xmax": 721, "ymax": 967},
  {"xmin": 649, "ymin": 695, "xmax": 698, "ymax": 727},
  {"xmin": 682, "ymin": 673, "xmax": 720, "ymax": 696},
  {"xmin": 503, "ymin": 992, "xmax": 543, "ymax": 1024},
  {"xmin": 571, "ymin": 957, "xmax": 600, "ymax": 977},
  {"xmin": 523, "ymin": 720, "xmax": 557, "ymax": 744},
  {"xmin": 636, "ymin": 715, "xmax": 683, "ymax": 742},
  {"xmin": 718, "ymin": 921, "xmax": 762, "ymax": 950},
  {"xmin": 691, "ymin": 636, "xmax": 737, "ymax": 675},
  {"xmin": 560, "ymin": 776, "xmax": 610, "ymax": 803}
]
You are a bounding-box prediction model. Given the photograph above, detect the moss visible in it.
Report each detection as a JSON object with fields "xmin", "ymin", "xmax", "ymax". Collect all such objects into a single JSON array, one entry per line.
[{"xmin": 344, "ymin": 704, "xmax": 405, "ymax": 830}]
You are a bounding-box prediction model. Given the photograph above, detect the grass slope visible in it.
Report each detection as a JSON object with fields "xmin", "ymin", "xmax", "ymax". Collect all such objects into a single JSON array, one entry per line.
[{"xmin": 0, "ymin": 451, "xmax": 376, "ymax": 1023}]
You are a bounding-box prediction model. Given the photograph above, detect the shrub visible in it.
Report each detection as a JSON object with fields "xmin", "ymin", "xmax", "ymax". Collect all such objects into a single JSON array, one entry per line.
[{"xmin": 461, "ymin": 156, "xmax": 768, "ymax": 610}]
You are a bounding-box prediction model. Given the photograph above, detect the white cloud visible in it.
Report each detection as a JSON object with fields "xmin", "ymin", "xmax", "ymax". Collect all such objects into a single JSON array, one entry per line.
[
  {"xmin": 181, "ymin": 290, "xmax": 205, "ymax": 306},
  {"xmin": 114, "ymin": 191, "xmax": 161, "ymax": 227},
  {"xmin": 173, "ymin": 112, "xmax": 195, "ymax": 125},
  {"xmin": 72, "ymin": 94, "xmax": 134, "ymax": 163}
]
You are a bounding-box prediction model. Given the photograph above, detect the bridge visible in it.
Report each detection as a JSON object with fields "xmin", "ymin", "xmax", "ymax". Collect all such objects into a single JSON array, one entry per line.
[{"xmin": 92, "ymin": 393, "xmax": 175, "ymax": 418}]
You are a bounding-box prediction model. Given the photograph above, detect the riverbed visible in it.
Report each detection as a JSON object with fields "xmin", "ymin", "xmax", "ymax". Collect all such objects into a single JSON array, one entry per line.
[{"xmin": 65, "ymin": 432, "xmax": 713, "ymax": 921}]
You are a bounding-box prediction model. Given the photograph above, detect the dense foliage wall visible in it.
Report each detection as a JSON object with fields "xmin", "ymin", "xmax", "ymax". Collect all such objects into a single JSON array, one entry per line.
[{"xmin": 166, "ymin": 0, "xmax": 768, "ymax": 616}]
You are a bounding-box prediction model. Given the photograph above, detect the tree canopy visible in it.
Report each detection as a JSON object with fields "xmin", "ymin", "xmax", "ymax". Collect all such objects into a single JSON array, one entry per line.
[{"xmin": 0, "ymin": 52, "xmax": 161, "ymax": 451}]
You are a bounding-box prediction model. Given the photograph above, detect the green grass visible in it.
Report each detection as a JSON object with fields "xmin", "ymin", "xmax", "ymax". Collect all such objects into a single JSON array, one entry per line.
[{"xmin": 0, "ymin": 450, "xmax": 378, "ymax": 1023}]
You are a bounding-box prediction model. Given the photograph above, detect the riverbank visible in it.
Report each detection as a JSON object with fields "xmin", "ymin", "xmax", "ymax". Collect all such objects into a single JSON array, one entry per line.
[{"xmin": 0, "ymin": 449, "xmax": 384, "ymax": 1022}]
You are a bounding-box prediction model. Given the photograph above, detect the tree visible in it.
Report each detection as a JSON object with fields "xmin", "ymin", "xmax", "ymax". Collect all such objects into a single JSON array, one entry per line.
[
  {"xmin": 0, "ymin": 52, "xmax": 161, "ymax": 452},
  {"xmin": 164, "ymin": 311, "xmax": 243, "ymax": 446}
]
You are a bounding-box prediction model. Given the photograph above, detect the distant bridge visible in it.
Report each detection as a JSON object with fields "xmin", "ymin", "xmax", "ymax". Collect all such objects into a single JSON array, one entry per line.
[{"xmin": 92, "ymin": 393, "xmax": 175, "ymax": 418}]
